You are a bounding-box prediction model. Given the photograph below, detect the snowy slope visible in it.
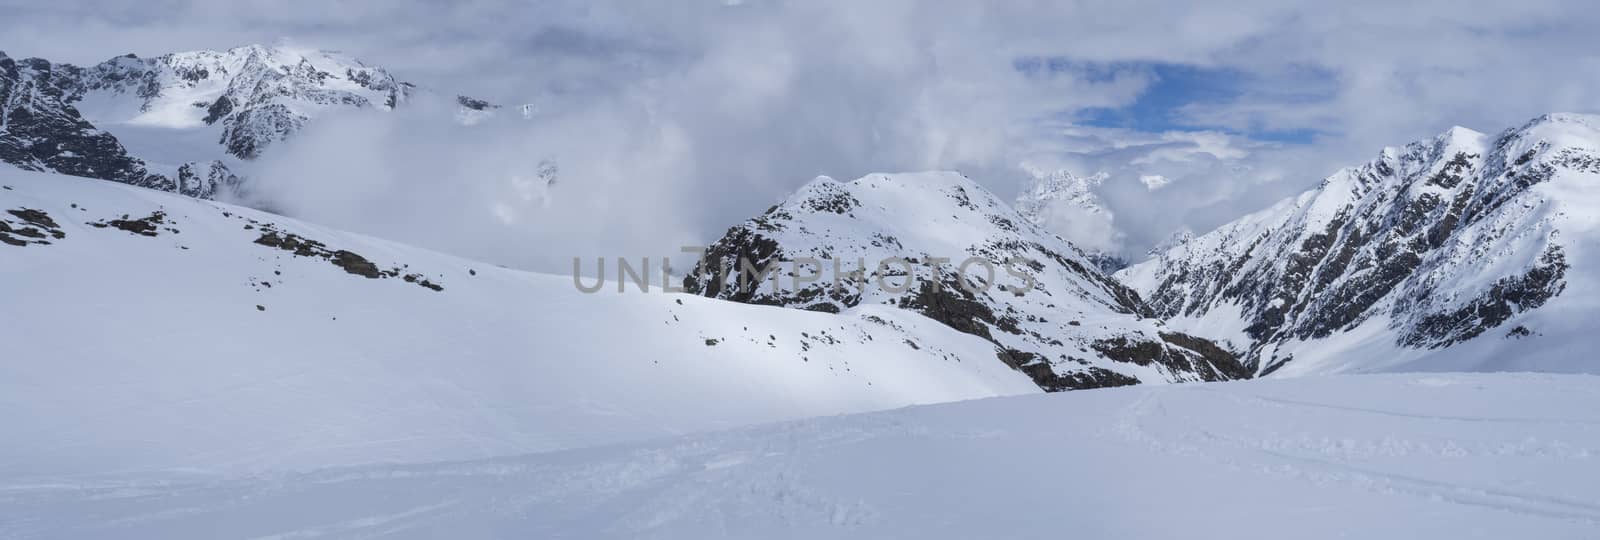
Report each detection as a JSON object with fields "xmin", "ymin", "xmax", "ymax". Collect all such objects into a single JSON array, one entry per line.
[
  {"xmin": 5, "ymin": 372, "xmax": 1598, "ymax": 539},
  {"xmin": 0, "ymin": 167, "xmax": 1039, "ymax": 478},
  {"xmin": 1120, "ymin": 113, "xmax": 1600, "ymax": 376},
  {"xmin": 685, "ymin": 171, "xmax": 1247, "ymax": 391}
]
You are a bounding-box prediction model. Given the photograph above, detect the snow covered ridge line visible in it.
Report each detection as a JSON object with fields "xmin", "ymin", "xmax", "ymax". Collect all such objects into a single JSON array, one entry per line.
[
  {"xmin": 684, "ymin": 172, "xmax": 1249, "ymax": 392},
  {"xmin": 1117, "ymin": 112, "xmax": 1600, "ymax": 376},
  {"xmin": 573, "ymin": 249, "xmax": 1040, "ymax": 296},
  {"xmin": 0, "ymin": 44, "xmax": 475, "ymax": 200}
]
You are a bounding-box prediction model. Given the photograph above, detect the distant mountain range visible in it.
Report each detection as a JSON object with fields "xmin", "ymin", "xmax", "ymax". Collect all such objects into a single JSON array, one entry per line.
[
  {"xmin": 685, "ymin": 171, "xmax": 1246, "ymax": 391},
  {"xmin": 1120, "ymin": 113, "xmax": 1600, "ymax": 377},
  {"xmin": 6, "ymin": 42, "xmax": 1600, "ymax": 454},
  {"xmin": 0, "ymin": 44, "xmax": 520, "ymax": 200}
]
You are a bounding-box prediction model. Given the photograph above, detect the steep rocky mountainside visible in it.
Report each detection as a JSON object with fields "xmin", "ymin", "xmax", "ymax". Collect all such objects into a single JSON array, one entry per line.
[
  {"xmin": 685, "ymin": 171, "xmax": 1247, "ymax": 391},
  {"xmin": 1119, "ymin": 113, "xmax": 1600, "ymax": 376},
  {"xmin": 0, "ymin": 44, "xmax": 414, "ymax": 198},
  {"xmin": 54, "ymin": 44, "xmax": 412, "ymax": 161},
  {"xmin": 0, "ymin": 51, "xmax": 170, "ymax": 192}
]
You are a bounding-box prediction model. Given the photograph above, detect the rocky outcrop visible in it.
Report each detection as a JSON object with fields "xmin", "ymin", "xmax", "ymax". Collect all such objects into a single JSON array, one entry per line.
[
  {"xmin": 685, "ymin": 171, "xmax": 1245, "ymax": 391},
  {"xmin": 73, "ymin": 45, "xmax": 414, "ymax": 160},
  {"xmin": 1, "ymin": 45, "xmax": 414, "ymax": 198},
  {"xmin": 0, "ymin": 51, "xmax": 169, "ymax": 190}
]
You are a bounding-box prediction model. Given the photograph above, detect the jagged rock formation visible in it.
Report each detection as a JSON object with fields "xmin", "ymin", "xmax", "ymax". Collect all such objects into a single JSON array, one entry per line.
[
  {"xmin": 454, "ymin": 94, "xmax": 500, "ymax": 125},
  {"xmin": 1, "ymin": 44, "xmax": 414, "ymax": 198},
  {"xmin": 1119, "ymin": 114, "xmax": 1600, "ymax": 376},
  {"xmin": 685, "ymin": 171, "xmax": 1246, "ymax": 391},
  {"xmin": 0, "ymin": 51, "xmax": 170, "ymax": 191},
  {"xmin": 175, "ymin": 160, "xmax": 240, "ymax": 199},
  {"xmin": 63, "ymin": 45, "xmax": 413, "ymax": 159}
]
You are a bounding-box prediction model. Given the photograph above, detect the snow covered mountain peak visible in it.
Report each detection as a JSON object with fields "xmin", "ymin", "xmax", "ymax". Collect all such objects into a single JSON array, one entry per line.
[
  {"xmin": 1015, "ymin": 164, "xmax": 1110, "ymax": 217},
  {"xmin": 2, "ymin": 43, "xmax": 415, "ymax": 200},
  {"xmin": 1119, "ymin": 112, "xmax": 1600, "ymax": 376},
  {"xmin": 685, "ymin": 170, "xmax": 1247, "ymax": 391},
  {"xmin": 67, "ymin": 43, "xmax": 413, "ymax": 158},
  {"xmin": 1013, "ymin": 164, "xmax": 1126, "ymax": 272}
]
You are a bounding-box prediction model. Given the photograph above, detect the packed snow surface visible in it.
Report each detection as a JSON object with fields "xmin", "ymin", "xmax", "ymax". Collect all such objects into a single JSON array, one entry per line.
[{"xmin": 3, "ymin": 373, "xmax": 1597, "ymax": 539}]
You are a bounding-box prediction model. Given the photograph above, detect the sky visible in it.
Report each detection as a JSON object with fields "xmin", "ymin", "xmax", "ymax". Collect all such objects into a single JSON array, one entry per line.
[{"xmin": 3, "ymin": 0, "xmax": 1599, "ymax": 270}]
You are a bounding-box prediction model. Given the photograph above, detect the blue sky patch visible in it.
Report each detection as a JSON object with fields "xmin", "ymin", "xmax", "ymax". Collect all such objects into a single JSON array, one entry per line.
[{"xmin": 1017, "ymin": 58, "xmax": 1335, "ymax": 144}]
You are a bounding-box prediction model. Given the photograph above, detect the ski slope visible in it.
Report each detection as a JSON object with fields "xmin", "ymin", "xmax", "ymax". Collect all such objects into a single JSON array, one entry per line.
[
  {"xmin": 0, "ymin": 167, "xmax": 1038, "ymax": 479},
  {"xmin": 3, "ymin": 373, "xmax": 1597, "ymax": 539}
]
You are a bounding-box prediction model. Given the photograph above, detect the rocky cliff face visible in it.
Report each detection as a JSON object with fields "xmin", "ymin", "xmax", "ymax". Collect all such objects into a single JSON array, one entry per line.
[
  {"xmin": 1119, "ymin": 114, "xmax": 1600, "ymax": 376},
  {"xmin": 0, "ymin": 51, "xmax": 170, "ymax": 192},
  {"xmin": 61, "ymin": 45, "xmax": 413, "ymax": 160},
  {"xmin": 685, "ymin": 171, "xmax": 1246, "ymax": 391},
  {"xmin": 1, "ymin": 45, "xmax": 415, "ymax": 198}
]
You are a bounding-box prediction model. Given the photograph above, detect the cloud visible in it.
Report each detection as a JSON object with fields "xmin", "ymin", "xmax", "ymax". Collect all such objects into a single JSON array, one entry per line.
[
  {"xmin": 211, "ymin": 1, "xmax": 1093, "ymax": 272},
  {"xmin": 1139, "ymin": 175, "xmax": 1171, "ymax": 190},
  {"xmin": 6, "ymin": 0, "xmax": 1600, "ymax": 268}
]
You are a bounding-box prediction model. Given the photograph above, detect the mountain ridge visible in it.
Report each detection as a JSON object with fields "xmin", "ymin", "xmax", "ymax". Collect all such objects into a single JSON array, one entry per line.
[
  {"xmin": 0, "ymin": 44, "xmax": 441, "ymax": 200},
  {"xmin": 685, "ymin": 171, "xmax": 1247, "ymax": 392},
  {"xmin": 1119, "ymin": 112, "xmax": 1600, "ymax": 376}
]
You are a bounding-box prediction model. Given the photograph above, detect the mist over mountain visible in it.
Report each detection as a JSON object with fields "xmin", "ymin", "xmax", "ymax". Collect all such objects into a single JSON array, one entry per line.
[{"xmin": 8, "ymin": 3, "xmax": 1600, "ymax": 537}]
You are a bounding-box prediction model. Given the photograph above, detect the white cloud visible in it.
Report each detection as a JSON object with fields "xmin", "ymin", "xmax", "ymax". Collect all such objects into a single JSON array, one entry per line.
[
  {"xmin": 1139, "ymin": 175, "xmax": 1171, "ymax": 191},
  {"xmin": 5, "ymin": 0, "xmax": 1600, "ymax": 267}
]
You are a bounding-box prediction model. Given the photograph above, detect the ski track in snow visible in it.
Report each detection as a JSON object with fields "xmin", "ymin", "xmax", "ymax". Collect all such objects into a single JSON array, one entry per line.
[
  {"xmin": 3, "ymin": 373, "xmax": 1598, "ymax": 539},
  {"xmin": 1118, "ymin": 384, "xmax": 1600, "ymax": 525}
]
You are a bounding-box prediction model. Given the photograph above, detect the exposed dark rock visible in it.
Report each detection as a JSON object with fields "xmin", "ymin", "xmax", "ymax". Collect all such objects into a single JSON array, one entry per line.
[
  {"xmin": 251, "ymin": 225, "xmax": 443, "ymax": 291},
  {"xmin": 203, "ymin": 95, "xmax": 233, "ymax": 124},
  {"xmin": 1159, "ymin": 331, "xmax": 1251, "ymax": 380},
  {"xmin": 7, "ymin": 208, "xmax": 59, "ymax": 229},
  {"xmin": 1127, "ymin": 117, "xmax": 1590, "ymax": 374},
  {"xmin": 456, "ymin": 95, "xmax": 497, "ymax": 111},
  {"xmin": 900, "ymin": 278, "xmax": 1005, "ymax": 340},
  {"xmin": 89, "ymin": 211, "xmax": 171, "ymax": 237},
  {"xmin": 0, "ymin": 208, "xmax": 64, "ymax": 246},
  {"xmin": 997, "ymin": 348, "xmax": 1140, "ymax": 391},
  {"xmin": 686, "ymin": 173, "xmax": 1243, "ymax": 392},
  {"xmin": 402, "ymin": 273, "xmax": 444, "ymax": 291},
  {"xmin": 175, "ymin": 161, "xmax": 239, "ymax": 199},
  {"xmin": 1401, "ymin": 246, "xmax": 1567, "ymax": 348},
  {"xmin": 331, "ymin": 250, "xmax": 382, "ymax": 278},
  {"xmin": 0, "ymin": 53, "xmax": 170, "ymax": 190},
  {"xmin": 1090, "ymin": 337, "xmax": 1166, "ymax": 367}
]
